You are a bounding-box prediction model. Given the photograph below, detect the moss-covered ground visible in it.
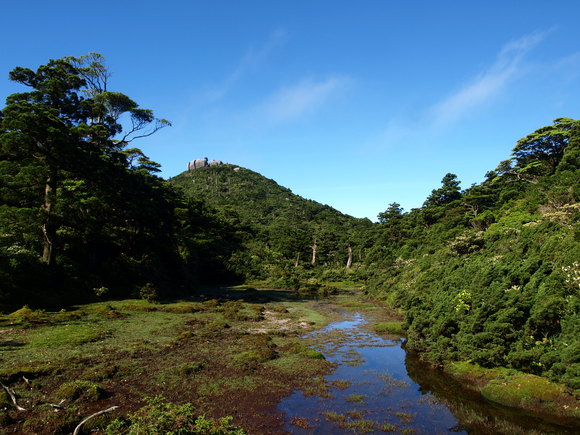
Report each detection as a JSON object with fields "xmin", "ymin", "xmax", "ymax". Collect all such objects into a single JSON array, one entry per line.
[
  {"xmin": 445, "ymin": 361, "xmax": 580, "ymax": 424},
  {"xmin": 0, "ymin": 287, "xmax": 335, "ymax": 434}
]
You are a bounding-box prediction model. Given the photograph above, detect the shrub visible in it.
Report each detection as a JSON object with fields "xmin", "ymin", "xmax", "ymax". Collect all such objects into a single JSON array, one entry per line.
[
  {"xmin": 107, "ymin": 395, "xmax": 245, "ymax": 434},
  {"xmin": 139, "ymin": 283, "xmax": 160, "ymax": 303}
]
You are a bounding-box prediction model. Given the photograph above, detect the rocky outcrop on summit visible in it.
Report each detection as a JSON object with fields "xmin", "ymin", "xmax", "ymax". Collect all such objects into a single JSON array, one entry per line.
[
  {"xmin": 187, "ymin": 158, "xmax": 207, "ymax": 171},
  {"xmin": 187, "ymin": 158, "xmax": 224, "ymax": 171}
]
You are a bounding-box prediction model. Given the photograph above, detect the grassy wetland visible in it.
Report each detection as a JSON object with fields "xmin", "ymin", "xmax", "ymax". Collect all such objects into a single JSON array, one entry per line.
[
  {"xmin": 0, "ymin": 287, "xmax": 339, "ymax": 434},
  {"xmin": 1, "ymin": 286, "xmax": 578, "ymax": 434}
]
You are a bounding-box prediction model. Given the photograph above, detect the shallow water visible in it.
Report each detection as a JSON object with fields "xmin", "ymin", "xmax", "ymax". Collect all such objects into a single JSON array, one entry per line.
[{"xmin": 278, "ymin": 312, "xmax": 577, "ymax": 434}]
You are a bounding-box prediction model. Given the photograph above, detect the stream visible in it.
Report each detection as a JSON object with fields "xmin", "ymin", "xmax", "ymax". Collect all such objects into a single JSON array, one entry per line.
[{"xmin": 278, "ymin": 312, "xmax": 576, "ymax": 434}]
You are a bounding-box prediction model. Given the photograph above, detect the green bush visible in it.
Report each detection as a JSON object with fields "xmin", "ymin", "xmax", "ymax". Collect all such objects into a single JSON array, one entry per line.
[
  {"xmin": 106, "ymin": 395, "xmax": 244, "ymax": 434},
  {"xmin": 139, "ymin": 283, "xmax": 160, "ymax": 303}
]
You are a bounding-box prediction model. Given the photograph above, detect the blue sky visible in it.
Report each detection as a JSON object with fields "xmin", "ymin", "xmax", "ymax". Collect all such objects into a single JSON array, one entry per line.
[{"xmin": 2, "ymin": 1, "xmax": 580, "ymax": 220}]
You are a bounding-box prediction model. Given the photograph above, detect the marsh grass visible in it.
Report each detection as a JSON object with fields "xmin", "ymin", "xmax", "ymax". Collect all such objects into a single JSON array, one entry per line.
[
  {"xmin": 346, "ymin": 394, "xmax": 366, "ymax": 403},
  {"xmin": 80, "ymin": 363, "xmax": 118, "ymax": 382},
  {"xmin": 265, "ymin": 354, "xmax": 329, "ymax": 378},
  {"xmin": 0, "ymin": 291, "xmax": 336, "ymax": 433},
  {"xmin": 481, "ymin": 373, "xmax": 570, "ymax": 411},
  {"xmin": 22, "ymin": 405, "xmax": 79, "ymax": 434},
  {"xmin": 339, "ymin": 418, "xmax": 376, "ymax": 433},
  {"xmin": 3, "ymin": 306, "xmax": 47, "ymax": 325},
  {"xmin": 53, "ymin": 380, "xmax": 104, "ymax": 403},
  {"xmin": 159, "ymin": 301, "xmax": 205, "ymax": 313},
  {"xmin": 446, "ymin": 361, "xmax": 579, "ymax": 418},
  {"xmin": 197, "ymin": 376, "xmax": 260, "ymax": 397},
  {"xmin": 302, "ymin": 376, "xmax": 332, "ymax": 398},
  {"xmin": 330, "ymin": 379, "xmax": 352, "ymax": 390},
  {"xmin": 373, "ymin": 321, "xmax": 405, "ymax": 336},
  {"xmin": 343, "ymin": 349, "xmax": 365, "ymax": 366},
  {"xmin": 322, "ymin": 411, "xmax": 347, "ymax": 422},
  {"xmin": 290, "ymin": 416, "xmax": 313, "ymax": 429},
  {"xmin": 381, "ymin": 422, "xmax": 397, "ymax": 432},
  {"xmin": 285, "ymin": 305, "xmax": 326, "ymax": 326},
  {"xmin": 345, "ymin": 410, "xmax": 366, "ymax": 419},
  {"xmin": 335, "ymin": 299, "xmax": 377, "ymax": 310},
  {"xmin": 395, "ymin": 412, "xmax": 416, "ymax": 424},
  {"xmin": 372, "ymin": 371, "xmax": 410, "ymax": 394},
  {"xmin": 27, "ymin": 324, "xmax": 111, "ymax": 348}
]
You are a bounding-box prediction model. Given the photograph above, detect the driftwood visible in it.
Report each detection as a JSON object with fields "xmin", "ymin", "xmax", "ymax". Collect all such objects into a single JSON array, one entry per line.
[
  {"xmin": 0, "ymin": 381, "xmax": 26, "ymax": 411},
  {"xmin": 22, "ymin": 376, "xmax": 32, "ymax": 388},
  {"xmin": 73, "ymin": 405, "xmax": 119, "ymax": 435}
]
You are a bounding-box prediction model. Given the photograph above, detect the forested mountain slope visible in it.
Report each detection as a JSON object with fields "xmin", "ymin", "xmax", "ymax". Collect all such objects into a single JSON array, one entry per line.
[{"xmin": 171, "ymin": 165, "xmax": 372, "ymax": 282}]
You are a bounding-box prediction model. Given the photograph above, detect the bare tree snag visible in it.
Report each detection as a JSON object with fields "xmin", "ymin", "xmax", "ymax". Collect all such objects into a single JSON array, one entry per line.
[
  {"xmin": 311, "ymin": 241, "xmax": 318, "ymax": 265},
  {"xmin": 41, "ymin": 171, "xmax": 57, "ymax": 265},
  {"xmin": 73, "ymin": 406, "xmax": 119, "ymax": 435},
  {"xmin": 346, "ymin": 245, "xmax": 353, "ymax": 269}
]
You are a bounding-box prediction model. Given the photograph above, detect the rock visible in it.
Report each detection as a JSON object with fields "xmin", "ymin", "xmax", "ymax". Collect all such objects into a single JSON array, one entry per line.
[
  {"xmin": 187, "ymin": 158, "xmax": 226, "ymax": 170},
  {"xmin": 187, "ymin": 157, "xmax": 208, "ymax": 171}
]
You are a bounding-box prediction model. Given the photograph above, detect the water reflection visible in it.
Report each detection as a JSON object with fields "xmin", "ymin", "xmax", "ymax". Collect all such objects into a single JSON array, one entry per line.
[
  {"xmin": 279, "ymin": 312, "xmax": 577, "ymax": 434},
  {"xmin": 278, "ymin": 312, "xmax": 464, "ymax": 434}
]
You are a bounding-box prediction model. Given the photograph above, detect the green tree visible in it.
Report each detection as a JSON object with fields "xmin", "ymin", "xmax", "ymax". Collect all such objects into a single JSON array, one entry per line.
[
  {"xmin": 378, "ymin": 202, "xmax": 404, "ymax": 224},
  {"xmin": 0, "ymin": 55, "xmax": 169, "ymax": 267},
  {"xmin": 423, "ymin": 173, "xmax": 462, "ymax": 207},
  {"xmin": 512, "ymin": 117, "xmax": 580, "ymax": 174}
]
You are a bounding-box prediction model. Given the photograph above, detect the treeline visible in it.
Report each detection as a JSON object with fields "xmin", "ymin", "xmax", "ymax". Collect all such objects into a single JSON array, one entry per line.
[
  {"xmin": 0, "ymin": 54, "xmax": 242, "ymax": 310},
  {"xmin": 361, "ymin": 118, "xmax": 580, "ymax": 389}
]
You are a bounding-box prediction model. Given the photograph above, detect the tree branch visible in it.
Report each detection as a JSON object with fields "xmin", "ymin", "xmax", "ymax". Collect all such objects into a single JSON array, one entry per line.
[
  {"xmin": 0, "ymin": 381, "xmax": 26, "ymax": 411},
  {"xmin": 73, "ymin": 405, "xmax": 119, "ymax": 435}
]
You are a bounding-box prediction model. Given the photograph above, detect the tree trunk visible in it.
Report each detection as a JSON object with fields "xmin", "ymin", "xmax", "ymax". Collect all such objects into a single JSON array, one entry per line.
[
  {"xmin": 470, "ymin": 204, "xmax": 479, "ymax": 218},
  {"xmin": 41, "ymin": 172, "xmax": 57, "ymax": 265},
  {"xmin": 346, "ymin": 245, "xmax": 353, "ymax": 269},
  {"xmin": 294, "ymin": 252, "xmax": 301, "ymax": 267},
  {"xmin": 311, "ymin": 240, "xmax": 318, "ymax": 265}
]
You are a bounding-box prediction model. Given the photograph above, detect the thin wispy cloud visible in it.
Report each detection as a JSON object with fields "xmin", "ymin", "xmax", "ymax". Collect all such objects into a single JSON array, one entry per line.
[
  {"xmin": 429, "ymin": 31, "xmax": 548, "ymax": 126},
  {"xmin": 379, "ymin": 30, "xmax": 551, "ymax": 150},
  {"xmin": 257, "ymin": 75, "xmax": 353, "ymax": 123},
  {"xmin": 206, "ymin": 29, "xmax": 287, "ymax": 102}
]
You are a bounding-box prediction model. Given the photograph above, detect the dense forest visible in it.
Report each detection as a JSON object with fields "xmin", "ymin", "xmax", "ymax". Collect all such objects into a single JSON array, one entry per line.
[
  {"xmin": 0, "ymin": 54, "xmax": 242, "ymax": 310},
  {"xmin": 171, "ymin": 165, "xmax": 372, "ymax": 285},
  {"xmin": 1, "ymin": 55, "xmax": 579, "ymax": 393}
]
